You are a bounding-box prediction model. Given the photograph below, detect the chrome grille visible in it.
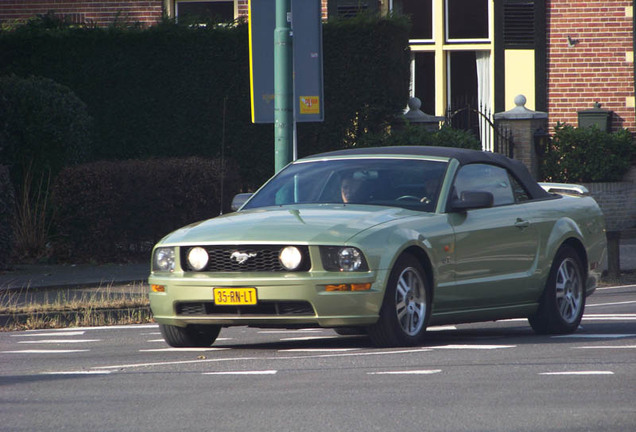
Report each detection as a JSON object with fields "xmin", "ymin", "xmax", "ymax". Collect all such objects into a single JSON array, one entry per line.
[{"xmin": 181, "ymin": 245, "xmax": 311, "ymax": 272}]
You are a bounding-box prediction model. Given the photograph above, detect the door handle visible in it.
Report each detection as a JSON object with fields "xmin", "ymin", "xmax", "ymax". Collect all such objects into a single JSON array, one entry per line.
[{"xmin": 514, "ymin": 218, "xmax": 530, "ymax": 229}]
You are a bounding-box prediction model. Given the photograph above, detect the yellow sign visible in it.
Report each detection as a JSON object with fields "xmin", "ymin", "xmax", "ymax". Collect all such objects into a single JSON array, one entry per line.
[{"xmin": 299, "ymin": 96, "xmax": 321, "ymax": 115}]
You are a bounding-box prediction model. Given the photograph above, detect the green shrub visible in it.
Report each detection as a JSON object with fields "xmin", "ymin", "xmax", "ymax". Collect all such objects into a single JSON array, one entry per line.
[
  {"xmin": 541, "ymin": 123, "xmax": 636, "ymax": 183},
  {"xmin": 0, "ymin": 74, "xmax": 94, "ymax": 187},
  {"xmin": 0, "ymin": 16, "xmax": 411, "ymax": 190},
  {"xmin": 51, "ymin": 157, "xmax": 240, "ymax": 263},
  {"xmin": 0, "ymin": 165, "xmax": 14, "ymax": 269},
  {"xmin": 356, "ymin": 123, "xmax": 481, "ymax": 150}
]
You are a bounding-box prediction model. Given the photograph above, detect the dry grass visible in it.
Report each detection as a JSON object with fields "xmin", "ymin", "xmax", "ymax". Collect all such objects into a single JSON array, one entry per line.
[{"xmin": 0, "ymin": 282, "xmax": 152, "ymax": 331}]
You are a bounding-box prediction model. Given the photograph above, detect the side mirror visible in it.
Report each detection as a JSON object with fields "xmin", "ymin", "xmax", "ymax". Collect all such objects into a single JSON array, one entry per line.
[
  {"xmin": 231, "ymin": 193, "xmax": 253, "ymax": 211},
  {"xmin": 449, "ymin": 191, "xmax": 494, "ymax": 212}
]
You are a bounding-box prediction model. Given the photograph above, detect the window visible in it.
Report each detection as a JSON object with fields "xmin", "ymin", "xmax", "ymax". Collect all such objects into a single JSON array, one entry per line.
[
  {"xmin": 453, "ymin": 164, "xmax": 514, "ymax": 206},
  {"xmin": 412, "ymin": 52, "xmax": 435, "ymax": 115},
  {"xmin": 446, "ymin": 0, "xmax": 489, "ymax": 41},
  {"xmin": 394, "ymin": 0, "xmax": 433, "ymax": 41},
  {"xmin": 176, "ymin": 1, "xmax": 235, "ymax": 23}
]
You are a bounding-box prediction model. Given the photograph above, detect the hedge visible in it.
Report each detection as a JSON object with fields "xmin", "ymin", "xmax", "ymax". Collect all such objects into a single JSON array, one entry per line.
[
  {"xmin": 0, "ymin": 74, "xmax": 94, "ymax": 188},
  {"xmin": 541, "ymin": 123, "xmax": 636, "ymax": 183},
  {"xmin": 0, "ymin": 165, "xmax": 14, "ymax": 269},
  {"xmin": 0, "ymin": 15, "xmax": 411, "ymax": 189},
  {"xmin": 51, "ymin": 157, "xmax": 239, "ymax": 263}
]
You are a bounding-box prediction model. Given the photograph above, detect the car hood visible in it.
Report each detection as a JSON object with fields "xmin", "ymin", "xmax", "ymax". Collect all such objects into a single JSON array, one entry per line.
[{"xmin": 158, "ymin": 205, "xmax": 418, "ymax": 245}]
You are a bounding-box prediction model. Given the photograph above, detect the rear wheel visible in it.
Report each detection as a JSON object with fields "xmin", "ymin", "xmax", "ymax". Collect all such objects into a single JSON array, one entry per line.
[
  {"xmin": 159, "ymin": 324, "xmax": 221, "ymax": 347},
  {"xmin": 368, "ymin": 254, "xmax": 430, "ymax": 347},
  {"xmin": 529, "ymin": 245, "xmax": 585, "ymax": 334}
]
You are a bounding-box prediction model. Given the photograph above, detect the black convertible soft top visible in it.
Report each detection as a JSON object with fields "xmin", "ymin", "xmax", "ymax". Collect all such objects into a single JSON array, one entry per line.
[{"xmin": 309, "ymin": 146, "xmax": 551, "ymax": 200}]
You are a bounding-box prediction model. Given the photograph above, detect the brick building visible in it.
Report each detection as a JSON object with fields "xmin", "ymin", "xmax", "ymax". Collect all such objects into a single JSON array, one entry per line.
[{"xmin": 0, "ymin": 0, "xmax": 634, "ymax": 135}]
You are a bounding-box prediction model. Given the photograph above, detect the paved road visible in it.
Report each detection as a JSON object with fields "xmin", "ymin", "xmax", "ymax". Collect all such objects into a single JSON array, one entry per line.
[{"xmin": 1, "ymin": 284, "xmax": 635, "ymax": 432}]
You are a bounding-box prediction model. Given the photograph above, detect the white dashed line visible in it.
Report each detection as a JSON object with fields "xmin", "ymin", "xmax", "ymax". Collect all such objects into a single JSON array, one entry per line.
[
  {"xmin": 2, "ymin": 350, "xmax": 90, "ymax": 354},
  {"xmin": 587, "ymin": 300, "xmax": 636, "ymax": 307},
  {"xmin": 552, "ymin": 334, "xmax": 636, "ymax": 339},
  {"xmin": 574, "ymin": 345, "xmax": 636, "ymax": 349},
  {"xmin": 433, "ymin": 344, "xmax": 516, "ymax": 350},
  {"xmin": 17, "ymin": 339, "xmax": 101, "ymax": 344},
  {"xmin": 139, "ymin": 348, "xmax": 229, "ymax": 352},
  {"xmin": 540, "ymin": 371, "xmax": 614, "ymax": 376},
  {"xmin": 368, "ymin": 370, "xmax": 442, "ymax": 375},
  {"xmin": 11, "ymin": 331, "xmax": 86, "ymax": 337},
  {"xmin": 279, "ymin": 348, "xmax": 360, "ymax": 352},
  {"xmin": 203, "ymin": 370, "xmax": 278, "ymax": 375},
  {"xmin": 40, "ymin": 370, "xmax": 112, "ymax": 375}
]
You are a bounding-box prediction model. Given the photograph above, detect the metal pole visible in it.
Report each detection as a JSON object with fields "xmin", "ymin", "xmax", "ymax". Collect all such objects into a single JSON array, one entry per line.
[{"xmin": 274, "ymin": 0, "xmax": 293, "ymax": 173}]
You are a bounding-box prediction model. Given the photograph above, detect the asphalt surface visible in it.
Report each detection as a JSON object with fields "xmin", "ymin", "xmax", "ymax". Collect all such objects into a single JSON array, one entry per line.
[{"xmin": 1, "ymin": 239, "xmax": 635, "ymax": 292}]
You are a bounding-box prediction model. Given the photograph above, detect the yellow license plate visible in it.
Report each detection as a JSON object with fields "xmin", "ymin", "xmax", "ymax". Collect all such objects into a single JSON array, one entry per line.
[{"xmin": 213, "ymin": 288, "xmax": 257, "ymax": 305}]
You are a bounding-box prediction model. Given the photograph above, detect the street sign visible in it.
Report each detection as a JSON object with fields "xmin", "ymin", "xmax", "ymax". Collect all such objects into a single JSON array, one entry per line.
[{"xmin": 249, "ymin": 0, "xmax": 324, "ymax": 123}]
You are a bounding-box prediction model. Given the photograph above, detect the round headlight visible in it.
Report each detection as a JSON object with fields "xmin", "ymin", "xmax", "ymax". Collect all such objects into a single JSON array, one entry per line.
[
  {"xmin": 153, "ymin": 247, "xmax": 175, "ymax": 272},
  {"xmin": 279, "ymin": 246, "xmax": 303, "ymax": 270},
  {"xmin": 338, "ymin": 247, "xmax": 363, "ymax": 272},
  {"xmin": 187, "ymin": 247, "xmax": 209, "ymax": 271}
]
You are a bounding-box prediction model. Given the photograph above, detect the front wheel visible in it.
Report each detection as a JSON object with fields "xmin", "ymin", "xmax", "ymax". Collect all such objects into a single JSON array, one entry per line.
[
  {"xmin": 368, "ymin": 254, "xmax": 431, "ymax": 347},
  {"xmin": 529, "ymin": 245, "xmax": 585, "ymax": 334},
  {"xmin": 159, "ymin": 324, "xmax": 221, "ymax": 347}
]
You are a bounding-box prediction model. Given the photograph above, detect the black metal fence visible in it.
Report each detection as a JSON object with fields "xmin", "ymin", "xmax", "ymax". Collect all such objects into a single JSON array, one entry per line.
[{"xmin": 446, "ymin": 104, "xmax": 514, "ymax": 158}]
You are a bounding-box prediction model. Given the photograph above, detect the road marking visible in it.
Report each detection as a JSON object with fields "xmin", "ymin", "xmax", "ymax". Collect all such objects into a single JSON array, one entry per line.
[
  {"xmin": 552, "ymin": 334, "xmax": 636, "ymax": 339},
  {"xmin": 40, "ymin": 370, "xmax": 112, "ymax": 375},
  {"xmin": 427, "ymin": 326, "xmax": 457, "ymax": 331},
  {"xmin": 139, "ymin": 348, "xmax": 229, "ymax": 352},
  {"xmin": 94, "ymin": 348, "xmax": 433, "ymax": 370},
  {"xmin": 22, "ymin": 324, "xmax": 157, "ymax": 332},
  {"xmin": 575, "ymin": 345, "xmax": 636, "ymax": 349},
  {"xmin": 279, "ymin": 348, "xmax": 360, "ymax": 352},
  {"xmin": 540, "ymin": 371, "xmax": 614, "ymax": 376},
  {"xmin": 259, "ymin": 329, "xmax": 323, "ymax": 334},
  {"xmin": 18, "ymin": 339, "xmax": 101, "ymax": 344},
  {"xmin": 587, "ymin": 301, "xmax": 636, "ymax": 307},
  {"xmin": 368, "ymin": 370, "xmax": 442, "ymax": 375},
  {"xmin": 280, "ymin": 335, "xmax": 341, "ymax": 341},
  {"xmin": 11, "ymin": 331, "xmax": 86, "ymax": 337},
  {"xmin": 2, "ymin": 350, "xmax": 90, "ymax": 354},
  {"xmin": 582, "ymin": 314, "xmax": 636, "ymax": 321},
  {"xmin": 203, "ymin": 370, "xmax": 277, "ymax": 375},
  {"xmin": 596, "ymin": 285, "xmax": 636, "ymax": 291},
  {"xmin": 433, "ymin": 344, "xmax": 516, "ymax": 350}
]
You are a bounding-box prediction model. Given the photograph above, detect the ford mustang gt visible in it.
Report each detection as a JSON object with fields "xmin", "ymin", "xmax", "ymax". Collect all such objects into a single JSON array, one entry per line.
[{"xmin": 149, "ymin": 146, "xmax": 606, "ymax": 347}]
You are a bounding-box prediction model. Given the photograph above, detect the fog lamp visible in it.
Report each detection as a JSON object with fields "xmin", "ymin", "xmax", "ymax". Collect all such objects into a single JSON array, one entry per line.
[
  {"xmin": 279, "ymin": 246, "xmax": 303, "ymax": 270},
  {"xmin": 187, "ymin": 247, "xmax": 209, "ymax": 271}
]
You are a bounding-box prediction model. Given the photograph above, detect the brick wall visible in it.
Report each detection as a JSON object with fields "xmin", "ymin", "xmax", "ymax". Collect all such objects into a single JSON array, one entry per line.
[
  {"xmin": 547, "ymin": 0, "xmax": 635, "ymax": 133},
  {"xmin": 1, "ymin": 0, "xmax": 329, "ymax": 27},
  {"xmin": 0, "ymin": 0, "xmax": 163, "ymax": 27}
]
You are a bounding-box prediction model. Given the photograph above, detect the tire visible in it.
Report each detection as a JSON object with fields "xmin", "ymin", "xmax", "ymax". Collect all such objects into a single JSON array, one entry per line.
[
  {"xmin": 529, "ymin": 245, "xmax": 586, "ymax": 335},
  {"xmin": 367, "ymin": 254, "xmax": 431, "ymax": 347},
  {"xmin": 159, "ymin": 324, "xmax": 221, "ymax": 347}
]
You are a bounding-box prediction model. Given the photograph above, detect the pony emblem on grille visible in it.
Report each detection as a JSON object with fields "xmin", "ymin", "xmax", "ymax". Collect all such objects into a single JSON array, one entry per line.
[{"xmin": 230, "ymin": 251, "xmax": 258, "ymax": 264}]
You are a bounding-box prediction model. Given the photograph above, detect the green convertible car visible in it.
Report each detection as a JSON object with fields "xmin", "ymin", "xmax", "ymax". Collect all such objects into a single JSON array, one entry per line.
[{"xmin": 149, "ymin": 146, "xmax": 606, "ymax": 347}]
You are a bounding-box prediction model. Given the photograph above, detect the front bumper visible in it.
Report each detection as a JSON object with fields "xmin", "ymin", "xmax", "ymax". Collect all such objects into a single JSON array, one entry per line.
[{"xmin": 148, "ymin": 270, "xmax": 387, "ymax": 328}]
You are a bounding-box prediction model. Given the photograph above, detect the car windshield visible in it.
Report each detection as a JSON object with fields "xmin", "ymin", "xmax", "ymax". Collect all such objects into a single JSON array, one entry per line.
[{"xmin": 243, "ymin": 157, "xmax": 449, "ymax": 212}]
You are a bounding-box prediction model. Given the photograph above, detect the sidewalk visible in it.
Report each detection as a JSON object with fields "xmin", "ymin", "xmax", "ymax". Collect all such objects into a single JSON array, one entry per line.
[
  {"xmin": 0, "ymin": 263, "xmax": 149, "ymax": 291},
  {"xmin": 0, "ymin": 240, "xmax": 634, "ymax": 292}
]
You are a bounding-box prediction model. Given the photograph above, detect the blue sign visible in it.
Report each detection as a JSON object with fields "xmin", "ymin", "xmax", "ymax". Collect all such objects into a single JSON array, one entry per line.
[{"xmin": 249, "ymin": 0, "xmax": 324, "ymax": 123}]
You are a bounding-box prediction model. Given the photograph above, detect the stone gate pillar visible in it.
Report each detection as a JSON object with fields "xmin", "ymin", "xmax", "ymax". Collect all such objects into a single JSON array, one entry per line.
[{"xmin": 493, "ymin": 95, "xmax": 548, "ymax": 179}]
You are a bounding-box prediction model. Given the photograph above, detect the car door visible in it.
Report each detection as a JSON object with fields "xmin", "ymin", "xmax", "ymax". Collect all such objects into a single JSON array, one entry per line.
[{"xmin": 439, "ymin": 163, "xmax": 539, "ymax": 311}]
